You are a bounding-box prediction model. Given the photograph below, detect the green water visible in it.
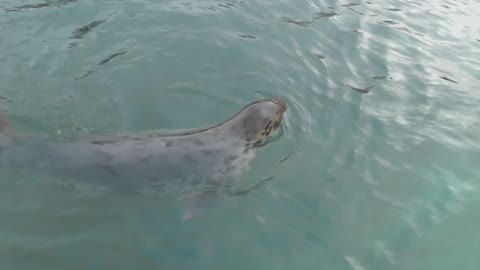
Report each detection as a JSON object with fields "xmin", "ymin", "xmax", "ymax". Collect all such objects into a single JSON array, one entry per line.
[{"xmin": 1, "ymin": 0, "xmax": 480, "ymax": 269}]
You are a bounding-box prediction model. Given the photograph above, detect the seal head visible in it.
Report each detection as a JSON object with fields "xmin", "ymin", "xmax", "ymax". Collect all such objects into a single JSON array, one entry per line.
[{"xmin": 228, "ymin": 98, "xmax": 287, "ymax": 148}]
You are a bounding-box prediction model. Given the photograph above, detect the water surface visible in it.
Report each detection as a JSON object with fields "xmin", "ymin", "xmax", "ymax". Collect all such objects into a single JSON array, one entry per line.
[{"xmin": 1, "ymin": 0, "xmax": 480, "ymax": 269}]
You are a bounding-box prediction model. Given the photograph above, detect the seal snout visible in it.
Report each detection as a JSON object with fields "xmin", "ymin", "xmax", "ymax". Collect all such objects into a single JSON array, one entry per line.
[{"xmin": 272, "ymin": 98, "xmax": 287, "ymax": 113}]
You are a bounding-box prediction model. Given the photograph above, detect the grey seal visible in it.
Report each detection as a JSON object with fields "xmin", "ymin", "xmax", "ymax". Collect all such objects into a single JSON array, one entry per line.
[{"xmin": 0, "ymin": 98, "xmax": 287, "ymax": 218}]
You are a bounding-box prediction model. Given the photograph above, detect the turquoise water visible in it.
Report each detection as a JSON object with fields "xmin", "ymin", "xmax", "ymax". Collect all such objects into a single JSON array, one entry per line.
[{"xmin": 1, "ymin": 0, "xmax": 480, "ymax": 269}]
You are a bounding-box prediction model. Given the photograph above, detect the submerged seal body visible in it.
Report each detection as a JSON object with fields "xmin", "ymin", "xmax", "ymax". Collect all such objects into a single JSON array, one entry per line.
[{"xmin": 0, "ymin": 98, "xmax": 287, "ymax": 194}]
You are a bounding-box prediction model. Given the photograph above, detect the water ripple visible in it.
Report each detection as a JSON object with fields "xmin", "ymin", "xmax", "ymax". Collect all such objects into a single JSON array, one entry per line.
[{"xmin": 1, "ymin": 0, "xmax": 480, "ymax": 269}]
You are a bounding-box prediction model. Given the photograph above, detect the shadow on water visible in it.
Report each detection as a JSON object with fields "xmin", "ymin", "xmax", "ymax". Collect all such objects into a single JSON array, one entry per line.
[
  {"xmin": 280, "ymin": 11, "xmax": 337, "ymax": 28},
  {"xmin": 238, "ymin": 34, "xmax": 256, "ymax": 40},
  {"xmin": 280, "ymin": 17, "xmax": 315, "ymax": 27},
  {"xmin": 340, "ymin": 3, "xmax": 360, "ymax": 7},
  {"xmin": 70, "ymin": 20, "xmax": 106, "ymax": 40},
  {"xmin": 440, "ymin": 76, "xmax": 458, "ymax": 84},
  {"xmin": 348, "ymin": 7, "xmax": 364, "ymax": 15},
  {"xmin": 0, "ymin": 95, "xmax": 13, "ymax": 103},
  {"xmin": 97, "ymin": 50, "xmax": 128, "ymax": 66},
  {"xmin": 172, "ymin": 1, "xmax": 240, "ymax": 13},
  {"xmin": 67, "ymin": 19, "xmax": 106, "ymax": 48},
  {"xmin": 347, "ymin": 84, "xmax": 375, "ymax": 94},
  {"xmin": 5, "ymin": 0, "xmax": 78, "ymax": 12},
  {"xmin": 74, "ymin": 50, "xmax": 128, "ymax": 80}
]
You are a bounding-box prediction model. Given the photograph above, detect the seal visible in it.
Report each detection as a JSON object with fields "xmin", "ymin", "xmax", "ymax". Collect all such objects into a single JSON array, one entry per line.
[{"xmin": 0, "ymin": 98, "xmax": 287, "ymax": 218}]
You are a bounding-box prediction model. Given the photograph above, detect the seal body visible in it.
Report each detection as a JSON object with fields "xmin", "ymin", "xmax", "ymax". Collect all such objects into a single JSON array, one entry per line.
[
  {"xmin": 0, "ymin": 98, "xmax": 287, "ymax": 194},
  {"xmin": 1, "ymin": 128, "xmax": 254, "ymax": 193}
]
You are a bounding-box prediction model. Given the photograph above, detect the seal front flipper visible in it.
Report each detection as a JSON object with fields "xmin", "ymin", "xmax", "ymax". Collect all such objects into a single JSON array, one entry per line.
[
  {"xmin": 181, "ymin": 189, "xmax": 220, "ymax": 220},
  {"xmin": 180, "ymin": 178, "xmax": 222, "ymax": 221}
]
